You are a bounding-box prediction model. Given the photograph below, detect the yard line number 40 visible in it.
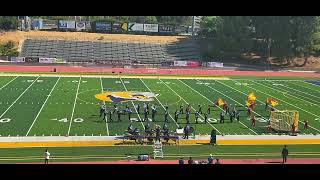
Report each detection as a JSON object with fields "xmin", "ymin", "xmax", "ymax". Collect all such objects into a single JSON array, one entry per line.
[
  {"xmin": 50, "ymin": 118, "xmax": 84, "ymax": 123},
  {"xmin": 0, "ymin": 118, "xmax": 84, "ymax": 123}
]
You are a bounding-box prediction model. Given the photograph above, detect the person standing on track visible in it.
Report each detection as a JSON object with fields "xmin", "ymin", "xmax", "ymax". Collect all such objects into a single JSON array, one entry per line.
[
  {"xmin": 282, "ymin": 145, "xmax": 289, "ymax": 164},
  {"xmin": 44, "ymin": 149, "xmax": 50, "ymax": 164}
]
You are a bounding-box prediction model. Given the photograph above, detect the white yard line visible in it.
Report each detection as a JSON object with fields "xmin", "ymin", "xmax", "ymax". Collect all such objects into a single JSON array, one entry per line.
[
  {"xmin": 270, "ymin": 81, "xmax": 320, "ymax": 101},
  {"xmin": 289, "ymin": 81, "xmax": 320, "ymax": 94},
  {"xmin": 228, "ymin": 79, "xmax": 320, "ymax": 133},
  {"xmin": 303, "ymin": 81, "xmax": 320, "ymax": 91},
  {"xmin": 0, "ymin": 76, "xmax": 40, "ymax": 119},
  {"xmin": 140, "ymin": 78, "xmax": 179, "ymax": 127},
  {"xmin": 258, "ymin": 80, "xmax": 320, "ymax": 107},
  {"xmin": 0, "ymin": 76, "xmax": 18, "ymax": 91},
  {"xmin": 158, "ymin": 78, "xmax": 222, "ymax": 134},
  {"xmin": 100, "ymin": 77, "xmax": 109, "ymax": 136},
  {"xmin": 26, "ymin": 77, "xmax": 61, "ymax": 136},
  {"xmin": 192, "ymin": 79, "xmax": 259, "ymax": 135},
  {"xmin": 252, "ymin": 80, "xmax": 320, "ymax": 115},
  {"xmin": 67, "ymin": 77, "xmax": 82, "ymax": 136},
  {"xmin": 119, "ymin": 77, "xmax": 144, "ymax": 129}
]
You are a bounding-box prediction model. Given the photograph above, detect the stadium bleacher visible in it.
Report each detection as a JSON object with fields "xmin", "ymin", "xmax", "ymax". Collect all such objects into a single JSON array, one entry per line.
[{"xmin": 20, "ymin": 39, "xmax": 201, "ymax": 64}]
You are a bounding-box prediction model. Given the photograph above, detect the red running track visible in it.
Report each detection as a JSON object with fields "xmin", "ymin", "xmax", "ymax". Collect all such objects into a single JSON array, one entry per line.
[
  {"xmin": 0, "ymin": 65, "xmax": 320, "ymax": 78},
  {"xmin": 18, "ymin": 158, "xmax": 320, "ymax": 164}
]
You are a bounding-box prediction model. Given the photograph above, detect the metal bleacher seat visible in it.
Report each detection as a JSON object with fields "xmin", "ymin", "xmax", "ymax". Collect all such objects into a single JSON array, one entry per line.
[{"xmin": 20, "ymin": 38, "xmax": 201, "ymax": 64}]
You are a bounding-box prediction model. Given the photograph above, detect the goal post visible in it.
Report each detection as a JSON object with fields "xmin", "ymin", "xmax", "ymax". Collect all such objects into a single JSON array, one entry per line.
[{"xmin": 269, "ymin": 110, "xmax": 299, "ymax": 132}]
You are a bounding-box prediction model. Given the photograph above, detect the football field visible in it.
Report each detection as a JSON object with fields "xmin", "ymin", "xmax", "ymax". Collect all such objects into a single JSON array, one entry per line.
[{"xmin": 0, "ymin": 74, "xmax": 320, "ymax": 137}]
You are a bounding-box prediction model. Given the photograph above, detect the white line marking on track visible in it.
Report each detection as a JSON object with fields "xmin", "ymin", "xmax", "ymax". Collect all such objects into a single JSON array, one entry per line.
[
  {"xmin": 67, "ymin": 77, "xmax": 82, "ymax": 136},
  {"xmin": 0, "ymin": 76, "xmax": 40, "ymax": 120},
  {"xmin": 26, "ymin": 77, "xmax": 61, "ymax": 136}
]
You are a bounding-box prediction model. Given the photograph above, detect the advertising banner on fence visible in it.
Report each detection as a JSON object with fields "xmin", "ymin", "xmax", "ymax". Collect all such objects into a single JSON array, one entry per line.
[
  {"xmin": 95, "ymin": 60, "xmax": 132, "ymax": 65},
  {"xmin": 96, "ymin": 22, "xmax": 111, "ymax": 31},
  {"xmin": 25, "ymin": 57, "xmax": 39, "ymax": 63},
  {"xmin": 76, "ymin": 22, "xmax": 86, "ymax": 31},
  {"xmin": 10, "ymin": 57, "xmax": 25, "ymax": 63},
  {"xmin": 32, "ymin": 19, "xmax": 43, "ymax": 29},
  {"xmin": 174, "ymin": 61, "xmax": 187, "ymax": 66},
  {"xmin": 42, "ymin": 20, "xmax": 58, "ymax": 29},
  {"xmin": 128, "ymin": 23, "xmax": 144, "ymax": 32},
  {"xmin": 159, "ymin": 25, "xmax": 175, "ymax": 33},
  {"xmin": 186, "ymin": 61, "xmax": 201, "ymax": 67},
  {"xmin": 174, "ymin": 60, "xmax": 201, "ymax": 67},
  {"xmin": 85, "ymin": 21, "xmax": 91, "ymax": 30},
  {"xmin": 175, "ymin": 25, "xmax": 187, "ymax": 33},
  {"xmin": 59, "ymin": 20, "xmax": 76, "ymax": 29},
  {"xmin": 39, "ymin": 58, "xmax": 56, "ymax": 63},
  {"xmin": 53, "ymin": 58, "xmax": 66, "ymax": 63},
  {"xmin": 143, "ymin": 24, "xmax": 158, "ymax": 32},
  {"xmin": 112, "ymin": 23, "xmax": 128, "ymax": 31},
  {"xmin": 207, "ymin": 62, "xmax": 224, "ymax": 68}
]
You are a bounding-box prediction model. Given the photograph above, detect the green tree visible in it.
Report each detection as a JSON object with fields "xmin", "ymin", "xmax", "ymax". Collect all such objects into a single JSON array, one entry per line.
[
  {"xmin": 0, "ymin": 16, "xmax": 19, "ymax": 30},
  {"xmin": 0, "ymin": 41, "xmax": 19, "ymax": 56}
]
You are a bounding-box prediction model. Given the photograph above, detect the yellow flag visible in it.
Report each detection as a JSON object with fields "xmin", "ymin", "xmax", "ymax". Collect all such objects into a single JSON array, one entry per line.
[
  {"xmin": 245, "ymin": 100, "xmax": 251, "ymax": 107},
  {"xmin": 267, "ymin": 97, "xmax": 279, "ymax": 106},
  {"xmin": 216, "ymin": 98, "xmax": 225, "ymax": 106},
  {"xmin": 247, "ymin": 92, "xmax": 256, "ymax": 102}
]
